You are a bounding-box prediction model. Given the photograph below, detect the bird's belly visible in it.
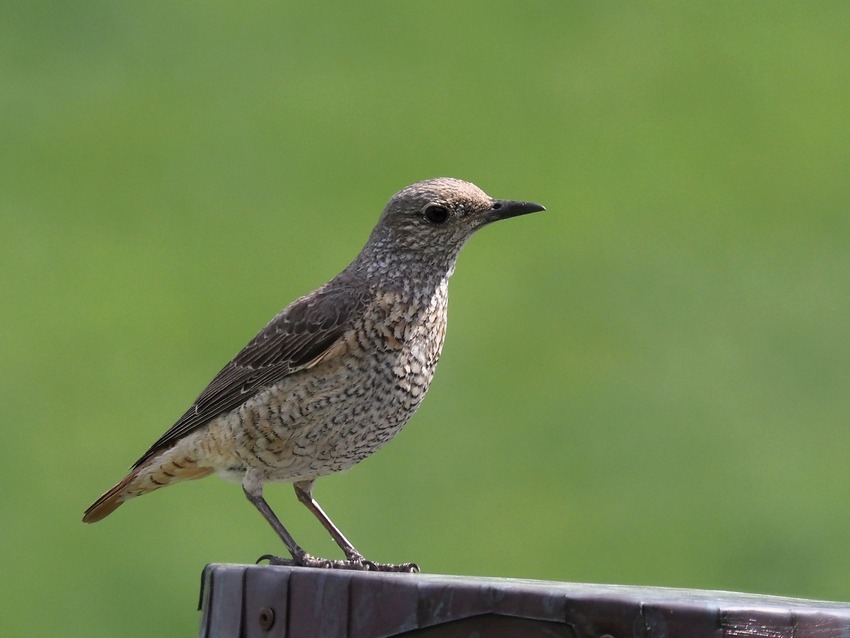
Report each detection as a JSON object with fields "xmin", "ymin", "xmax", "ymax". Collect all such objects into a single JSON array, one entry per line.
[{"xmin": 206, "ymin": 348, "xmax": 436, "ymax": 483}]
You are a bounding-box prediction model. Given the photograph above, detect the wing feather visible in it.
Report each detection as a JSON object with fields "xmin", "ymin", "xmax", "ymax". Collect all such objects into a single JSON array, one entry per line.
[{"xmin": 132, "ymin": 282, "xmax": 372, "ymax": 467}]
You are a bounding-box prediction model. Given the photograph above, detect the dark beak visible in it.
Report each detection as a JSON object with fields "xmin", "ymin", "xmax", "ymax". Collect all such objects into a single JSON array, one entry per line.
[{"xmin": 484, "ymin": 199, "xmax": 546, "ymax": 223}]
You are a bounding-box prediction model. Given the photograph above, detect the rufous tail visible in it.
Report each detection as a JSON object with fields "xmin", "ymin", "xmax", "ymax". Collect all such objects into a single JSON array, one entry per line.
[
  {"xmin": 82, "ymin": 472, "xmax": 137, "ymax": 523},
  {"xmin": 82, "ymin": 459, "xmax": 214, "ymax": 523}
]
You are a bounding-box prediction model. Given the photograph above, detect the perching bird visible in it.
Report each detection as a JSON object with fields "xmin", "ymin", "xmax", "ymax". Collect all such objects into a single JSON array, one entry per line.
[{"xmin": 83, "ymin": 177, "xmax": 545, "ymax": 571}]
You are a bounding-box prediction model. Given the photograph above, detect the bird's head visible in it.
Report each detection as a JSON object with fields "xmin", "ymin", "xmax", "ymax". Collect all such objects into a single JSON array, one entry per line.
[{"xmin": 368, "ymin": 177, "xmax": 545, "ymax": 259}]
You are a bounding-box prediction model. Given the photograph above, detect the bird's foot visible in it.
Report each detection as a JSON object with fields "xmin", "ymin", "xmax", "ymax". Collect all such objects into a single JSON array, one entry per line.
[
  {"xmin": 355, "ymin": 559, "xmax": 420, "ymax": 573},
  {"xmin": 257, "ymin": 553, "xmax": 419, "ymax": 573}
]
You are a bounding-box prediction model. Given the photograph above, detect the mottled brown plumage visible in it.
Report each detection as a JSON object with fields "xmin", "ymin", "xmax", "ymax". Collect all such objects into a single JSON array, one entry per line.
[{"xmin": 83, "ymin": 178, "xmax": 545, "ymax": 571}]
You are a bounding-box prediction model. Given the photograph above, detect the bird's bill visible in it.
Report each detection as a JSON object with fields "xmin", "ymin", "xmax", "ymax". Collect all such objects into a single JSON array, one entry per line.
[{"xmin": 483, "ymin": 199, "xmax": 546, "ymax": 223}]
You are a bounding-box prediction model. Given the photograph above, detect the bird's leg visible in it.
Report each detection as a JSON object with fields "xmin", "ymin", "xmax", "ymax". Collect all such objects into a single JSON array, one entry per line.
[
  {"xmin": 293, "ymin": 479, "xmax": 420, "ymax": 573},
  {"xmin": 242, "ymin": 484, "xmax": 311, "ymax": 564},
  {"xmin": 293, "ymin": 479, "xmax": 364, "ymax": 562},
  {"xmin": 244, "ymin": 482, "xmax": 414, "ymax": 571},
  {"xmin": 243, "ymin": 481, "xmax": 343, "ymax": 568}
]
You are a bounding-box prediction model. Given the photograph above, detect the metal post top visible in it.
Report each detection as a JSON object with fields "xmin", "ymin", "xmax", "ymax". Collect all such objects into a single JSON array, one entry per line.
[{"xmin": 199, "ymin": 563, "xmax": 850, "ymax": 638}]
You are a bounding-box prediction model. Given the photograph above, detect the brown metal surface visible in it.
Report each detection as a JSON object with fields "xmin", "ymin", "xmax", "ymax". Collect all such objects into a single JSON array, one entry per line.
[{"xmin": 199, "ymin": 563, "xmax": 850, "ymax": 638}]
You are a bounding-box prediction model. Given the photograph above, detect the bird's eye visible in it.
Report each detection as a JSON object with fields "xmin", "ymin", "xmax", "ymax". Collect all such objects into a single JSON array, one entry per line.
[{"xmin": 423, "ymin": 205, "xmax": 449, "ymax": 224}]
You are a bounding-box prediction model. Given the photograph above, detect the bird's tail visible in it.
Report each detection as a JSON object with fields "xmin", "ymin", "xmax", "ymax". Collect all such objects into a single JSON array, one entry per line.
[
  {"xmin": 82, "ymin": 472, "xmax": 139, "ymax": 523},
  {"xmin": 82, "ymin": 456, "xmax": 214, "ymax": 523}
]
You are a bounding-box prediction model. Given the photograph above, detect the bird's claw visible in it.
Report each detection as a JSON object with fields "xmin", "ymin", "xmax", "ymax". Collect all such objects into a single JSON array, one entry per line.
[
  {"xmin": 257, "ymin": 553, "xmax": 419, "ymax": 573},
  {"xmin": 354, "ymin": 559, "xmax": 420, "ymax": 573}
]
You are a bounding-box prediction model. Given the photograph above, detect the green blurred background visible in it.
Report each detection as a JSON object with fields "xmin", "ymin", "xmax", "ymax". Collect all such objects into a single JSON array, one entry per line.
[{"xmin": 3, "ymin": 2, "xmax": 849, "ymax": 635}]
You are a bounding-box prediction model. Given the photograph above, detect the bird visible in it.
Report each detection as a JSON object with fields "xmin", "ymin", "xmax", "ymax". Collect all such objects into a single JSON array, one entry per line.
[{"xmin": 83, "ymin": 177, "xmax": 545, "ymax": 571}]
